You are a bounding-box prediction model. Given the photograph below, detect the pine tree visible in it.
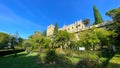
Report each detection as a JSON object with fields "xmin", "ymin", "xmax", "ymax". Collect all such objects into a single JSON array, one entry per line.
[
  {"xmin": 93, "ymin": 5, "xmax": 103, "ymax": 25},
  {"xmin": 54, "ymin": 22, "xmax": 58, "ymax": 35}
]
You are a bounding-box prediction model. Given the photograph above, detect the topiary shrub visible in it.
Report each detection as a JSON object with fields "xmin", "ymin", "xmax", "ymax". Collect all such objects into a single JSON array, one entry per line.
[{"xmin": 45, "ymin": 49, "xmax": 57, "ymax": 63}]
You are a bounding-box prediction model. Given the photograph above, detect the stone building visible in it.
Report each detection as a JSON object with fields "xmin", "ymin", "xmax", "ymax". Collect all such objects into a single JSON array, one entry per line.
[
  {"xmin": 47, "ymin": 24, "xmax": 55, "ymax": 36},
  {"xmin": 47, "ymin": 20, "xmax": 85, "ymax": 36}
]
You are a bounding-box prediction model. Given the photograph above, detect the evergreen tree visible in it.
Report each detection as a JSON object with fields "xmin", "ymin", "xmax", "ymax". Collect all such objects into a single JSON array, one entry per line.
[
  {"xmin": 93, "ymin": 5, "xmax": 103, "ymax": 25},
  {"xmin": 53, "ymin": 22, "xmax": 58, "ymax": 35}
]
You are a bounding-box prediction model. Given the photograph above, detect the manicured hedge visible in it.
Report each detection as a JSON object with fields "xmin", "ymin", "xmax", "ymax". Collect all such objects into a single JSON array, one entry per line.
[{"xmin": 0, "ymin": 49, "xmax": 24, "ymax": 56}]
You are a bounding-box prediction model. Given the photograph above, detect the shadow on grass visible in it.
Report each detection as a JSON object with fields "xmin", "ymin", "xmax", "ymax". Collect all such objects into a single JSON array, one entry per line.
[
  {"xmin": 106, "ymin": 63, "xmax": 120, "ymax": 68},
  {"xmin": 0, "ymin": 52, "xmax": 39, "ymax": 68},
  {"xmin": 105, "ymin": 53, "xmax": 120, "ymax": 68}
]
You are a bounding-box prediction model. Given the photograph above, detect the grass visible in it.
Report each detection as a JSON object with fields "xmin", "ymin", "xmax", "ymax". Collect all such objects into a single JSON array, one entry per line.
[
  {"xmin": 0, "ymin": 52, "xmax": 39, "ymax": 68},
  {"xmin": 0, "ymin": 49, "xmax": 107, "ymax": 68},
  {"xmin": 66, "ymin": 56, "xmax": 80, "ymax": 64},
  {"xmin": 39, "ymin": 52, "xmax": 76, "ymax": 68},
  {"xmin": 106, "ymin": 54, "xmax": 120, "ymax": 68},
  {"xmin": 0, "ymin": 50, "xmax": 79, "ymax": 68},
  {"xmin": 39, "ymin": 56, "xmax": 75, "ymax": 68}
]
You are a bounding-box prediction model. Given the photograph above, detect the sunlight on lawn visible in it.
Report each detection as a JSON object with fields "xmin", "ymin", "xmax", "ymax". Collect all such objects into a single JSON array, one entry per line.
[{"xmin": 0, "ymin": 52, "xmax": 39, "ymax": 68}]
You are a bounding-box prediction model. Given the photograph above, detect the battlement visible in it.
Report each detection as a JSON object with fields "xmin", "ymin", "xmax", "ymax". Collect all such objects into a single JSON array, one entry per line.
[
  {"xmin": 47, "ymin": 20, "xmax": 85, "ymax": 36},
  {"xmin": 47, "ymin": 20, "xmax": 113, "ymax": 37}
]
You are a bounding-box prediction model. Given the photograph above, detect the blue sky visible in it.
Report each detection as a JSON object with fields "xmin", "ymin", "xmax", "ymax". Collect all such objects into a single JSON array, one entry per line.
[{"xmin": 0, "ymin": 0, "xmax": 120, "ymax": 38}]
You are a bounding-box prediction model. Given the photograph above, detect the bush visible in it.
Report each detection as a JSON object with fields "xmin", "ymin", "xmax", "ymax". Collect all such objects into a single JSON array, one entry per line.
[
  {"xmin": 106, "ymin": 54, "xmax": 120, "ymax": 68},
  {"xmin": 75, "ymin": 58, "xmax": 101, "ymax": 68},
  {"xmin": 99, "ymin": 57, "xmax": 109, "ymax": 67},
  {"xmin": 45, "ymin": 49, "xmax": 57, "ymax": 63},
  {"xmin": 101, "ymin": 48, "xmax": 115, "ymax": 58}
]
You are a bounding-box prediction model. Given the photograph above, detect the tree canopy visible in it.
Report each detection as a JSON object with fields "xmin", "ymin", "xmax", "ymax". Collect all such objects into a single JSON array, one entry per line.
[
  {"xmin": 106, "ymin": 7, "xmax": 120, "ymax": 22},
  {"xmin": 83, "ymin": 19, "xmax": 90, "ymax": 26},
  {"xmin": 53, "ymin": 30, "xmax": 75, "ymax": 49},
  {"xmin": 106, "ymin": 7, "xmax": 120, "ymax": 43},
  {"xmin": 0, "ymin": 32, "xmax": 11, "ymax": 49},
  {"xmin": 79, "ymin": 28, "xmax": 100, "ymax": 50}
]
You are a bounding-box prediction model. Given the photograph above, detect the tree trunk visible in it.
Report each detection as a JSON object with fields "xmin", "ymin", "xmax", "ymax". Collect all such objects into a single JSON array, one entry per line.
[
  {"xmin": 92, "ymin": 45, "xmax": 95, "ymax": 51},
  {"xmin": 60, "ymin": 45, "xmax": 63, "ymax": 49},
  {"xmin": 38, "ymin": 46, "xmax": 42, "ymax": 55},
  {"xmin": 12, "ymin": 46, "xmax": 17, "ymax": 57}
]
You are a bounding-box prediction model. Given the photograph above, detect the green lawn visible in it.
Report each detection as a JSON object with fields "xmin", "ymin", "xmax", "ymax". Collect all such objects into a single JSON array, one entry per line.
[
  {"xmin": 39, "ymin": 52, "xmax": 76, "ymax": 68},
  {"xmin": 0, "ymin": 51, "xmax": 79, "ymax": 68},
  {"xmin": 0, "ymin": 52, "xmax": 39, "ymax": 68},
  {"xmin": 106, "ymin": 54, "xmax": 120, "ymax": 68},
  {"xmin": 0, "ymin": 49, "xmax": 103, "ymax": 68}
]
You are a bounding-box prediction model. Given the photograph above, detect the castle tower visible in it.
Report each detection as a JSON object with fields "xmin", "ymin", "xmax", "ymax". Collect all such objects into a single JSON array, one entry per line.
[{"xmin": 47, "ymin": 24, "xmax": 55, "ymax": 36}]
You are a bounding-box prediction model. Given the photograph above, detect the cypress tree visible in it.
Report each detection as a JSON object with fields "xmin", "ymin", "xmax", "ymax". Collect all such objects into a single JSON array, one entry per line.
[
  {"xmin": 54, "ymin": 22, "xmax": 58, "ymax": 35},
  {"xmin": 93, "ymin": 5, "xmax": 103, "ymax": 25}
]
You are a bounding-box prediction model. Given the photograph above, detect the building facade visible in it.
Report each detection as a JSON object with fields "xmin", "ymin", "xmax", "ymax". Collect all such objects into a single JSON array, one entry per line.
[
  {"xmin": 47, "ymin": 24, "xmax": 55, "ymax": 36},
  {"xmin": 47, "ymin": 20, "xmax": 85, "ymax": 36}
]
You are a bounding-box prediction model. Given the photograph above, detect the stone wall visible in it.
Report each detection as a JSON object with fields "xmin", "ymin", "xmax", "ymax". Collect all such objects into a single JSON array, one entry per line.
[
  {"xmin": 47, "ymin": 20, "xmax": 85, "ymax": 36},
  {"xmin": 47, "ymin": 24, "xmax": 55, "ymax": 36}
]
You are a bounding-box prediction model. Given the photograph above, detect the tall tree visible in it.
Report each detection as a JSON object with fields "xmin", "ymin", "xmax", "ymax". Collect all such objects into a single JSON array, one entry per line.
[
  {"xmin": 83, "ymin": 19, "xmax": 90, "ymax": 26},
  {"xmin": 106, "ymin": 7, "xmax": 120, "ymax": 45},
  {"xmin": 93, "ymin": 5, "xmax": 103, "ymax": 25},
  {"xmin": 53, "ymin": 22, "xmax": 58, "ymax": 36}
]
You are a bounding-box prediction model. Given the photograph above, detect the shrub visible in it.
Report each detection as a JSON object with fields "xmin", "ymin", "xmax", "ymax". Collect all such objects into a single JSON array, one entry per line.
[
  {"xmin": 75, "ymin": 58, "xmax": 101, "ymax": 68},
  {"xmin": 106, "ymin": 54, "xmax": 120, "ymax": 68},
  {"xmin": 99, "ymin": 57, "xmax": 109, "ymax": 67},
  {"xmin": 101, "ymin": 48, "xmax": 115, "ymax": 58},
  {"xmin": 45, "ymin": 49, "xmax": 57, "ymax": 63}
]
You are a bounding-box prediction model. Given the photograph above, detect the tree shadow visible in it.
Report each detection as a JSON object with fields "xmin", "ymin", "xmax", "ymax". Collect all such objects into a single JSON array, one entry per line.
[
  {"xmin": 106, "ymin": 63, "xmax": 120, "ymax": 68},
  {"xmin": 0, "ymin": 52, "xmax": 39, "ymax": 68}
]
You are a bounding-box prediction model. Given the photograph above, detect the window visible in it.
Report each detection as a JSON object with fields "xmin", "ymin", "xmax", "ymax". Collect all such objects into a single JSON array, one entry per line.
[
  {"xmin": 68, "ymin": 28, "xmax": 70, "ymax": 30},
  {"xmin": 72, "ymin": 27, "xmax": 74, "ymax": 29},
  {"xmin": 76, "ymin": 26, "xmax": 78, "ymax": 28},
  {"xmin": 78, "ymin": 24, "xmax": 80, "ymax": 26}
]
